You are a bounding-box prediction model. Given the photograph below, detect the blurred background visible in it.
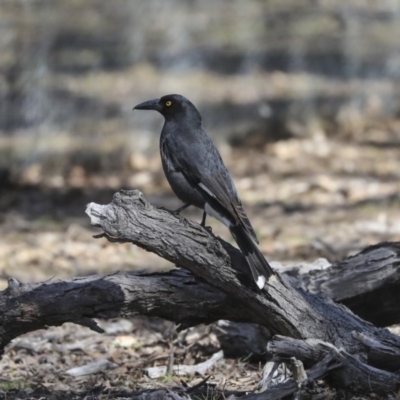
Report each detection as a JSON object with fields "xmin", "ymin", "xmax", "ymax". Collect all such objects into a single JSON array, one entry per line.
[
  {"xmin": 3, "ymin": 0, "xmax": 400, "ymax": 393},
  {"xmin": 1, "ymin": 0, "xmax": 400, "ymax": 283}
]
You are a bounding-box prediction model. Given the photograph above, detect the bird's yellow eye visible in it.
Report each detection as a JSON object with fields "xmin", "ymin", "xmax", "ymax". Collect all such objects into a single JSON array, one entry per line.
[{"xmin": 165, "ymin": 100, "xmax": 172, "ymax": 107}]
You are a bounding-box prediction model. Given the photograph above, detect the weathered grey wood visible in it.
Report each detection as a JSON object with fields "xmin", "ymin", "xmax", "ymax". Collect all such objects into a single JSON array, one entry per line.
[
  {"xmin": 85, "ymin": 191, "xmax": 396, "ymax": 348},
  {"xmin": 86, "ymin": 191, "xmax": 328, "ymax": 341},
  {"xmin": 267, "ymin": 335, "xmax": 400, "ymax": 395},
  {"xmin": 214, "ymin": 243, "xmax": 400, "ymax": 362},
  {"xmin": 290, "ymin": 242, "xmax": 400, "ymax": 326},
  {"xmin": 352, "ymin": 331, "xmax": 400, "ymax": 373},
  {"xmin": 0, "ymin": 239, "xmax": 398, "ymax": 360},
  {"xmin": 0, "ymin": 269, "xmax": 254, "ymax": 354},
  {"xmin": 245, "ymin": 352, "xmax": 342, "ymax": 400},
  {"xmin": 213, "ymin": 321, "xmax": 271, "ymax": 361}
]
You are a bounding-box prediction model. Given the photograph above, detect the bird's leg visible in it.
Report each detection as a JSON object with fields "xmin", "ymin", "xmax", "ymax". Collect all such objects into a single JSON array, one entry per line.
[
  {"xmin": 201, "ymin": 211, "xmax": 212, "ymax": 233},
  {"xmin": 173, "ymin": 203, "xmax": 191, "ymax": 214},
  {"xmin": 201, "ymin": 211, "xmax": 207, "ymax": 227},
  {"xmin": 159, "ymin": 203, "xmax": 191, "ymax": 227}
]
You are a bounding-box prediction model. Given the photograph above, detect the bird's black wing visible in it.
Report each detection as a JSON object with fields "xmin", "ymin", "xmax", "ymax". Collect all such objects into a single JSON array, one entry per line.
[
  {"xmin": 167, "ymin": 135, "xmax": 259, "ymax": 243},
  {"xmin": 197, "ymin": 158, "xmax": 259, "ymax": 244}
]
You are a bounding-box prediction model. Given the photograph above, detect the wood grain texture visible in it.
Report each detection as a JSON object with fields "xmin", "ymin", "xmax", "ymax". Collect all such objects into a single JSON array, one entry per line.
[{"xmin": 290, "ymin": 242, "xmax": 400, "ymax": 326}]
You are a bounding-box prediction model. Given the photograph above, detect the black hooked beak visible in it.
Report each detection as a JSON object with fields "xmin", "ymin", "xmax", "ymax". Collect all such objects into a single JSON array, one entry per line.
[{"xmin": 133, "ymin": 98, "xmax": 162, "ymax": 111}]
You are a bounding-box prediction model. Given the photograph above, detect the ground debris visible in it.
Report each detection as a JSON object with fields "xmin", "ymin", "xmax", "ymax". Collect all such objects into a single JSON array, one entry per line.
[
  {"xmin": 145, "ymin": 350, "xmax": 224, "ymax": 378},
  {"xmin": 66, "ymin": 358, "xmax": 119, "ymax": 377}
]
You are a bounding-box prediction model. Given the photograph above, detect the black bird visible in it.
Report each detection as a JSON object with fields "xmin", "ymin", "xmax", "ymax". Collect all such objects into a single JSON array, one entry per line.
[{"xmin": 133, "ymin": 94, "xmax": 274, "ymax": 289}]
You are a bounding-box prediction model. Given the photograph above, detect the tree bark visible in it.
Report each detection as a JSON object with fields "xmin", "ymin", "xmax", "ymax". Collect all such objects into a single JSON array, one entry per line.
[
  {"xmin": 265, "ymin": 335, "xmax": 400, "ymax": 395},
  {"xmin": 289, "ymin": 242, "xmax": 400, "ymax": 327},
  {"xmin": 0, "ymin": 269, "xmax": 255, "ymax": 353}
]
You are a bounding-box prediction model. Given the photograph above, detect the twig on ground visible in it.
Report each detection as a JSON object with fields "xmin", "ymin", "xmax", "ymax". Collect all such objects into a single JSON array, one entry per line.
[
  {"xmin": 145, "ymin": 350, "xmax": 224, "ymax": 378},
  {"xmin": 66, "ymin": 358, "xmax": 118, "ymax": 377}
]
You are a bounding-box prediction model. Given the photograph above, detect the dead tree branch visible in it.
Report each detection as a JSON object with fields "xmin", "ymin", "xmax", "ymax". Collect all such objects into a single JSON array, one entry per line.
[
  {"xmin": 0, "ymin": 269, "xmax": 254, "ymax": 353},
  {"xmin": 290, "ymin": 242, "xmax": 400, "ymax": 326}
]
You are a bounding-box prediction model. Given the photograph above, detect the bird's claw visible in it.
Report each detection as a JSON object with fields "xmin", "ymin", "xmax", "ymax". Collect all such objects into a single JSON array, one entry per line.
[
  {"xmin": 181, "ymin": 218, "xmax": 190, "ymax": 227},
  {"xmin": 204, "ymin": 225, "xmax": 213, "ymax": 233},
  {"xmin": 159, "ymin": 206, "xmax": 191, "ymax": 226},
  {"xmin": 159, "ymin": 206, "xmax": 179, "ymax": 215},
  {"xmin": 159, "ymin": 206, "xmax": 169, "ymax": 211}
]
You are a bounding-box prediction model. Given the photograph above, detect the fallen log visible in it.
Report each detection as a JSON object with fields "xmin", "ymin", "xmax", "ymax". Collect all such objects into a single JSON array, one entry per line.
[
  {"xmin": 0, "ymin": 269, "xmax": 255, "ymax": 353},
  {"xmin": 289, "ymin": 242, "xmax": 400, "ymax": 327}
]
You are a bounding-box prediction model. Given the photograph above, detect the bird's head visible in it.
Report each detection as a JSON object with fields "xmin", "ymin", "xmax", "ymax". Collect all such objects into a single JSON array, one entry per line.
[{"xmin": 133, "ymin": 94, "xmax": 201, "ymax": 122}]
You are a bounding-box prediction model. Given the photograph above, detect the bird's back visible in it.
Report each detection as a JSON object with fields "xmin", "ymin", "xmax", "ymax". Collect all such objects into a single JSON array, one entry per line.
[{"xmin": 162, "ymin": 119, "xmax": 259, "ymax": 242}]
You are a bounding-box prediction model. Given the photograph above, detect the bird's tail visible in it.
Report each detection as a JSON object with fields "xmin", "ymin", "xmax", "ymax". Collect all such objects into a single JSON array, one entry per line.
[{"xmin": 230, "ymin": 224, "xmax": 274, "ymax": 289}]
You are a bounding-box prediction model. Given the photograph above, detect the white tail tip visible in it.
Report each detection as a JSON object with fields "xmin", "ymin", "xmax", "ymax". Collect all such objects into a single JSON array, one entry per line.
[{"xmin": 256, "ymin": 275, "xmax": 266, "ymax": 289}]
